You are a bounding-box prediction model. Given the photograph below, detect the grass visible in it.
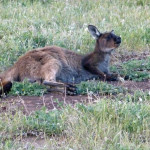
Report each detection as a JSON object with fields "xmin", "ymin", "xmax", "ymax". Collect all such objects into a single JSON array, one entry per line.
[
  {"xmin": 0, "ymin": 107, "xmax": 65, "ymax": 149},
  {"xmin": 0, "ymin": 108, "xmax": 64, "ymax": 138},
  {"xmin": 0, "ymin": 0, "xmax": 150, "ymax": 71},
  {"xmin": 77, "ymin": 80, "xmax": 126, "ymax": 95},
  {"xmin": 68, "ymin": 99, "xmax": 150, "ymax": 149},
  {"xmin": 24, "ymin": 107, "xmax": 65, "ymax": 136},
  {"xmin": 8, "ymin": 79, "xmax": 126, "ymax": 96},
  {"xmin": 111, "ymin": 57, "xmax": 150, "ymax": 81},
  {"xmin": 9, "ymin": 79, "xmax": 47, "ymax": 96},
  {"xmin": 0, "ymin": 0, "xmax": 150, "ymax": 149},
  {"xmin": 0, "ymin": 93, "xmax": 150, "ymax": 149},
  {"xmin": 117, "ymin": 90, "xmax": 150, "ymax": 103}
]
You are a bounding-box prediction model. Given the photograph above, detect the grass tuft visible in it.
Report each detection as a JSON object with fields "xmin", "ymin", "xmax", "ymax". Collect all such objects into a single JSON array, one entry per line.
[
  {"xmin": 24, "ymin": 107, "xmax": 65, "ymax": 136},
  {"xmin": 111, "ymin": 57, "xmax": 150, "ymax": 81},
  {"xmin": 77, "ymin": 80, "xmax": 126, "ymax": 95},
  {"xmin": 9, "ymin": 79, "xmax": 47, "ymax": 96},
  {"xmin": 0, "ymin": 107, "xmax": 64, "ymax": 140}
]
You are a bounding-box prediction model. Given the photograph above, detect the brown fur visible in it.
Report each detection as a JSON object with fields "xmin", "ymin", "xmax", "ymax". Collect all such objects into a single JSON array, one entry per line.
[{"xmin": 0, "ymin": 25, "xmax": 121, "ymax": 95}]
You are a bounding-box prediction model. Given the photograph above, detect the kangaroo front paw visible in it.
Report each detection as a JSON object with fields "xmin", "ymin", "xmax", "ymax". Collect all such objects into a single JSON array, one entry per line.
[
  {"xmin": 106, "ymin": 73, "xmax": 118, "ymax": 81},
  {"xmin": 124, "ymin": 75, "xmax": 130, "ymax": 80},
  {"xmin": 99, "ymin": 74, "xmax": 106, "ymax": 81},
  {"xmin": 66, "ymin": 84, "xmax": 78, "ymax": 96}
]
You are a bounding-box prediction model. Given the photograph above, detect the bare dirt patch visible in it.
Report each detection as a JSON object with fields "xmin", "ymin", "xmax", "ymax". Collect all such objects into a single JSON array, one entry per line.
[
  {"xmin": 0, "ymin": 80, "xmax": 149, "ymax": 114},
  {"xmin": 112, "ymin": 51, "xmax": 150, "ymax": 63},
  {"xmin": 110, "ymin": 80, "xmax": 150, "ymax": 92}
]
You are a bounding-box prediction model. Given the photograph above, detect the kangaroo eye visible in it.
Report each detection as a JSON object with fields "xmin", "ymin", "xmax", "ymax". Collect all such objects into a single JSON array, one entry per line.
[{"xmin": 107, "ymin": 35, "xmax": 112, "ymax": 41}]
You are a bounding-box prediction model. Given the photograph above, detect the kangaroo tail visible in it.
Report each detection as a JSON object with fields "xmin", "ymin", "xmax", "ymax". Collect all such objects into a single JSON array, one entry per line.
[
  {"xmin": 0, "ymin": 79, "xmax": 12, "ymax": 96},
  {"xmin": 0, "ymin": 67, "xmax": 17, "ymax": 96}
]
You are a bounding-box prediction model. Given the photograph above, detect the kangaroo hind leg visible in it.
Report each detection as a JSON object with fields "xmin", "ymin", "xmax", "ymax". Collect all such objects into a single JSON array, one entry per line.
[
  {"xmin": 44, "ymin": 81, "xmax": 78, "ymax": 96},
  {"xmin": 41, "ymin": 60, "xmax": 77, "ymax": 95}
]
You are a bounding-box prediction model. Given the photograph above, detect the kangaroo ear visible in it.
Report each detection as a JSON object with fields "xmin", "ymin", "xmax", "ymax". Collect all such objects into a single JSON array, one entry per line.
[
  {"xmin": 111, "ymin": 30, "xmax": 114, "ymax": 34},
  {"xmin": 88, "ymin": 25, "xmax": 101, "ymax": 39}
]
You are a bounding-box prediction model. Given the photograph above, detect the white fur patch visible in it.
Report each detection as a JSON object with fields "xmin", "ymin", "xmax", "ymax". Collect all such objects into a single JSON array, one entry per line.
[
  {"xmin": 102, "ymin": 48, "xmax": 114, "ymax": 52},
  {"xmin": 118, "ymin": 77, "xmax": 125, "ymax": 82},
  {"xmin": 96, "ymin": 29, "xmax": 101, "ymax": 36}
]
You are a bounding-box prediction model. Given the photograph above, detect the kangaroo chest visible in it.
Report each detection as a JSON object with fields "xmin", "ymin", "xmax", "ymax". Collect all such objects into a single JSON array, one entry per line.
[
  {"xmin": 98, "ymin": 54, "xmax": 110, "ymax": 74},
  {"xmin": 56, "ymin": 54, "xmax": 111, "ymax": 84}
]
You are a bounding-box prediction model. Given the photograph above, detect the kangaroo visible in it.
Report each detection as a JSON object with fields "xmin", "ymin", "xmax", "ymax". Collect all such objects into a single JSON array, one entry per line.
[{"xmin": 0, "ymin": 25, "xmax": 121, "ymax": 96}]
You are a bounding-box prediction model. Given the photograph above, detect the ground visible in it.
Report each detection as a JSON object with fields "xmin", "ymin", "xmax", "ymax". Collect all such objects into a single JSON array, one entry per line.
[
  {"xmin": 1, "ymin": 80, "xmax": 149, "ymax": 114},
  {"xmin": 0, "ymin": 79, "xmax": 149, "ymax": 149},
  {"xmin": 0, "ymin": 53, "xmax": 150, "ymax": 149},
  {"xmin": 0, "ymin": 78, "xmax": 149, "ymax": 149}
]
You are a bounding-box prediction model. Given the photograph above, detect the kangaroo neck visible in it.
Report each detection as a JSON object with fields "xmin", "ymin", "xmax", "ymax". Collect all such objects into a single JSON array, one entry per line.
[
  {"xmin": 93, "ymin": 40, "xmax": 111, "ymax": 57},
  {"xmin": 94, "ymin": 40, "xmax": 112, "ymax": 55},
  {"xmin": 81, "ymin": 40, "xmax": 112, "ymax": 64}
]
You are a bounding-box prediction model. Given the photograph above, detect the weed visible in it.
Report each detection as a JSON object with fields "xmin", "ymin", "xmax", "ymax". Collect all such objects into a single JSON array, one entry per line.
[
  {"xmin": 0, "ymin": 107, "xmax": 64, "ymax": 140},
  {"xmin": 24, "ymin": 107, "xmax": 65, "ymax": 136},
  {"xmin": 77, "ymin": 80, "xmax": 126, "ymax": 95},
  {"xmin": 125, "ymin": 91, "xmax": 150, "ymax": 102},
  {"xmin": 9, "ymin": 79, "xmax": 47, "ymax": 96},
  {"xmin": 8, "ymin": 79, "xmax": 126, "ymax": 96}
]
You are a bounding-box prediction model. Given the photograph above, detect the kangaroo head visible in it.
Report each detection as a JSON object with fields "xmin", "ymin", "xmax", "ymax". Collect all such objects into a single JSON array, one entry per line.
[{"xmin": 88, "ymin": 25, "xmax": 121, "ymax": 53}]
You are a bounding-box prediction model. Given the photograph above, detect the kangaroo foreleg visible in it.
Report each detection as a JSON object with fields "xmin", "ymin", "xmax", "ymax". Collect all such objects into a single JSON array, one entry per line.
[
  {"xmin": 106, "ymin": 73, "xmax": 119, "ymax": 81},
  {"xmin": 84, "ymin": 65, "xmax": 106, "ymax": 80}
]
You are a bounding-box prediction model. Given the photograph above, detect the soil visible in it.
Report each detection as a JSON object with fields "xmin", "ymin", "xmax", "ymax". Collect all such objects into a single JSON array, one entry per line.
[{"xmin": 112, "ymin": 51, "xmax": 150, "ymax": 64}]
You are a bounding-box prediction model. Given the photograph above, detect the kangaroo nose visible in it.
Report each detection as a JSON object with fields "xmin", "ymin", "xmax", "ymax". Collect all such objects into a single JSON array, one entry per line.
[{"xmin": 116, "ymin": 37, "xmax": 121, "ymax": 44}]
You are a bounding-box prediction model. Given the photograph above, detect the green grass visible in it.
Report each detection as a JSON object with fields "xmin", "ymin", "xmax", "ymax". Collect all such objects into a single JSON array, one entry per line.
[
  {"xmin": 9, "ymin": 79, "xmax": 47, "ymax": 96},
  {"xmin": 25, "ymin": 107, "xmax": 65, "ymax": 136},
  {"xmin": 117, "ymin": 90, "xmax": 150, "ymax": 103},
  {"xmin": 111, "ymin": 57, "xmax": 150, "ymax": 81},
  {"xmin": 0, "ymin": 93, "xmax": 150, "ymax": 149},
  {"xmin": 8, "ymin": 79, "xmax": 125, "ymax": 96},
  {"xmin": 0, "ymin": 0, "xmax": 150, "ymax": 71},
  {"xmin": 77, "ymin": 80, "xmax": 126, "ymax": 95},
  {"xmin": 0, "ymin": 107, "xmax": 64, "ymax": 141}
]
